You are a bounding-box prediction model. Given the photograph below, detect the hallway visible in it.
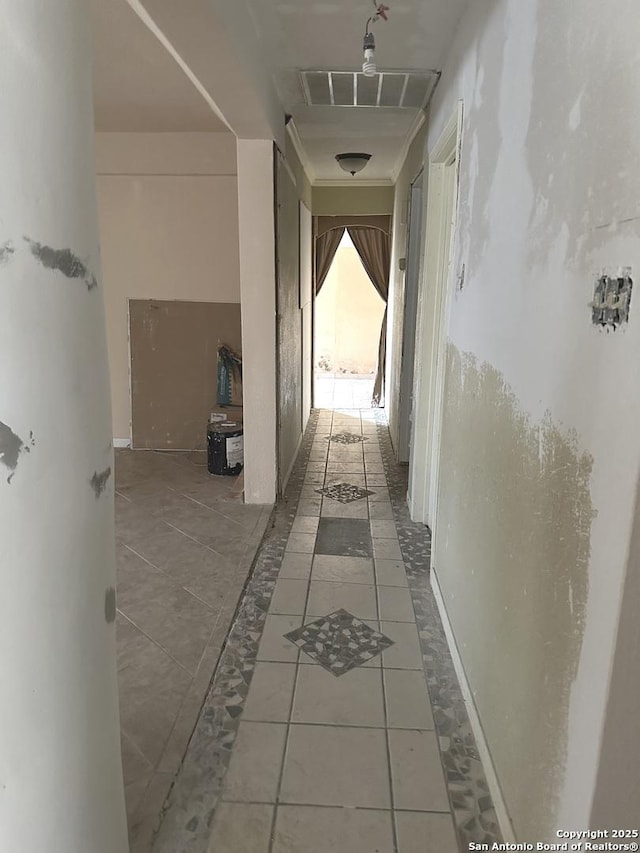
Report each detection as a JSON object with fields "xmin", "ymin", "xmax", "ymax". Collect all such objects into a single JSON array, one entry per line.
[{"xmin": 153, "ymin": 410, "xmax": 502, "ymax": 853}]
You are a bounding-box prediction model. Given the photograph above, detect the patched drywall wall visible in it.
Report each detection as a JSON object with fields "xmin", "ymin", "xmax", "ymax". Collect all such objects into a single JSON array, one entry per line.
[
  {"xmin": 438, "ymin": 344, "xmax": 595, "ymax": 838},
  {"xmin": 419, "ymin": 0, "xmax": 640, "ymax": 838},
  {"xmin": 276, "ymin": 154, "xmax": 303, "ymax": 492},
  {"xmin": 96, "ymin": 132, "xmax": 240, "ymax": 442}
]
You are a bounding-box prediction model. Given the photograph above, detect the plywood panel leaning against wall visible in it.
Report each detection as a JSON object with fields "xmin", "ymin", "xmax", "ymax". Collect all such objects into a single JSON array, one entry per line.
[{"xmin": 130, "ymin": 299, "xmax": 242, "ymax": 450}]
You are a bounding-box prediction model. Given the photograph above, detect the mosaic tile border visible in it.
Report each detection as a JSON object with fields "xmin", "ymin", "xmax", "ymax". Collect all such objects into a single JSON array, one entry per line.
[
  {"xmin": 151, "ymin": 413, "xmax": 322, "ymax": 853},
  {"xmin": 375, "ymin": 415, "xmax": 503, "ymax": 849}
]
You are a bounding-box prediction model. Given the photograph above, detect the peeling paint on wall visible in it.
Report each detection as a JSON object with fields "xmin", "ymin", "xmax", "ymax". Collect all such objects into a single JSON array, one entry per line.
[
  {"xmin": 0, "ymin": 422, "xmax": 34, "ymax": 483},
  {"xmin": 436, "ymin": 343, "xmax": 595, "ymax": 841},
  {"xmin": 0, "ymin": 240, "xmax": 15, "ymax": 265},
  {"xmin": 90, "ymin": 467, "xmax": 112, "ymax": 498},
  {"xmin": 24, "ymin": 238, "xmax": 97, "ymax": 290}
]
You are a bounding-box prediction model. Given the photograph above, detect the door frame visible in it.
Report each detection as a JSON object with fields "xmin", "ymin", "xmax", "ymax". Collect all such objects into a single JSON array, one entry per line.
[
  {"xmin": 397, "ymin": 168, "xmax": 425, "ymax": 464},
  {"xmin": 408, "ymin": 101, "xmax": 463, "ymax": 529}
]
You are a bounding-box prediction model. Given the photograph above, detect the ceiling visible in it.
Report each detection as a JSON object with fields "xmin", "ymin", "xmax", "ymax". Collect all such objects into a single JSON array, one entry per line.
[
  {"xmin": 91, "ymin": 0, "xmax": 469, "ymax": 180},
  {"xmin": 92, "ymin": 0, "xmax": 227, "ymax": 133}
]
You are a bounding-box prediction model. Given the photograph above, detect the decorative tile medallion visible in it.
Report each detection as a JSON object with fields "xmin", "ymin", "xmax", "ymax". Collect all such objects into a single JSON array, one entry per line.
[
  {"xmin": 316, "ymin": 482, "xmax": 374, "ymax": 503},
  {"xmin": 326, "ymin": 432, "xmax": 369, "ymax": 444},
  {"xmin": 284, "ymin": 609, "xmax": 393, "ymax": 676}
]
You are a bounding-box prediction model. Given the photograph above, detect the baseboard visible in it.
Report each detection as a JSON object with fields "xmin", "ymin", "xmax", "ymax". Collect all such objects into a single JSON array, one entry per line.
[
  {"xmin": 430, "ymin": 567, "xmax": 516, "ymax": 843},
  {"xmin": 113, "ymin": 438, "xmax": 131, "ymax": 449}
]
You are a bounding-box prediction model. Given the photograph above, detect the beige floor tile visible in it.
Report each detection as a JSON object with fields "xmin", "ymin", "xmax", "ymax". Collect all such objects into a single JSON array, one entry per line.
[
  {"xmin": 394, "ymin": 811, "xmax": 457, "ymax": 853},
  {"xmin": 370, "ymin": 520, "xmax": 399, "ymax": 539},
  {"xmin": 273, "ymin": 806, "xmax": 394, "ymax": 853},
  {"xmin": 380, "ymin": 622, "xmax": 423, "ymax": 670},
  {"xmin": 320, "ymin": 500, "xmax": 369, "ymax": 519},
  {"xmin": 369, "ymin": 502, "xmax": 395, "ymax": 520},
  {"xmin": 311, "ymin": 555, "xmax": 374, "ymax": 584},
  {"xmin": 326, "ymin": 463, "xmax": 365, "ymax": 474},
  {"xmin": 292, "ymin": 665, "xmax": 385, "ymax": 727},
  {"xmin": 384, "ymin": 669, "xmax": 435, "ymax": 730},
  {"xmin": 388, "ymin": 730, "xmax": 450, "ymax": 812},
  {"xmin": 271, "ymin": 579, "xmax": 309, "ymax": 615},
  {"xmin": 368, "ymin": 489, "xmax": 391, "ymax": 503},
  {"xmin": 375, "ymin": 559, "xmax": 409, "ymax": 587},
  {"xmin": 366, "ymin": 474, "xmax": 388, "ymax": 486},
  {"xmin": 325, "ymin": 473, "xmax": 367, "ymax": 487},
  {"xmin": 207, "ymin": 803, "xmax": 273, "ymax": 853},
  {"xmin": 280, "ymin": 725, "xmax": 391, "ymax": 808},
  {"xmin": 291, "ymin": 516, "xmax": 320, "ymax": 534},
  {"xmin": 378, "ymin": 586, "xmax": 415, "ymax": 622},
  {"xmin": 297, "ymin": 499, "xmax": 321, "ymax": 517},
  {"xmin": 286, "ymin": 532, "xmax": 317, "ymax": 554},
  {"xmin": 307, "ymin": 581, "xmax": 378, "ymax": 620},
  {"xmin": 279, "ymin": 552, "xmax": 313, "ymax": 580},
  {"xmin": 243, "ymin": 663, "xmax": 297, "ymax": 722},
  {"xmin": 373, "ymin": 538, "xmax": 403, "ymax": 561},
  {"xmin": 257, "ymin": 615, "xmax": 303, "ymax": 662},
  {"xmin": 223, "ymin": 722, "xmax": 287, "ymax": 802}
]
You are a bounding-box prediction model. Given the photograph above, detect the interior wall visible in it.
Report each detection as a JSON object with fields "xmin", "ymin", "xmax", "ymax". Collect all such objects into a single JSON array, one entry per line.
[
  {"xmin": 421, "ymin": 0, "xmax": 640, "ymax": 840},
  {"xmin": 312, "ymin": 185, "xmax": 395, "ymax": 216},
  {"xmin": 590, "ymin": 477, "xmax": 640, "ymax": 825},
  {"xmin": 388, "ymin": 122, "xmax": 428, "ymax": 452},
  {"xmin": 96, "ymin": 132, "xmax": 240, "ymax": 442}
]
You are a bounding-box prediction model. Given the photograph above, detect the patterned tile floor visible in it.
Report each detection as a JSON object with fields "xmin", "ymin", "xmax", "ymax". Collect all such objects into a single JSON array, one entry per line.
[{"xmin": 152, "ymin": 410, "xmax": 502, "ymax": 853}]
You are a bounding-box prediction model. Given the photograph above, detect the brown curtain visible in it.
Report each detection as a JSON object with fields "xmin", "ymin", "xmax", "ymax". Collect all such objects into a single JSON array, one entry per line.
[
  {"xmin": 315, "ymin": 227, "xmax": 345, "ymax": 294},
  {"xmin": 347, "ymin": 226, "xmax": 391, "ymax": 407}
]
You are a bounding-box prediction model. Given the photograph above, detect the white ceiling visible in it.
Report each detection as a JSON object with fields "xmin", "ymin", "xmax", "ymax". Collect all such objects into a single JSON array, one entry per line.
[
  {"xmin": 91, "ymin": 0, "xmax": 469, "ymax": 180},
  {"xmin": 92, "ymin": 0, "xmax": 227, "ymax": 132},
  {"xmin": 246, "ymin": 0, "xmax": 468, "ymax": 181}
]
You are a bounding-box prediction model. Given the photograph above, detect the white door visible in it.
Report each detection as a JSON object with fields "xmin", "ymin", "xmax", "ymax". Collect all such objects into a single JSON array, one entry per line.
[{"xmin": 408, "ymin": 104, "xmax": 463, "ymax": 529}]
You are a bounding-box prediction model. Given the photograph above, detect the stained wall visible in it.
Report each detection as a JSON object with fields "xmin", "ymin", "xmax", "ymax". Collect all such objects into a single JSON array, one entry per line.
[{"xmin": 416, "ymin": 0, "xmax": 640, "ymax": 837}]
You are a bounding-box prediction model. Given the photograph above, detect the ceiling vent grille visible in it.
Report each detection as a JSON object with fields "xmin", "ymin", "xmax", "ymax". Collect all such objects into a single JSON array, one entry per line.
[{"xmin": 299, "ymin": 70, "xmax": 439, "ymax": 109}]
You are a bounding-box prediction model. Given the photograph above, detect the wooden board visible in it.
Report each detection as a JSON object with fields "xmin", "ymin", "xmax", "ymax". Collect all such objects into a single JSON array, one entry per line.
[{"xmin": 129, "ymin": 299, "xmax": 242, "ymax": 450}]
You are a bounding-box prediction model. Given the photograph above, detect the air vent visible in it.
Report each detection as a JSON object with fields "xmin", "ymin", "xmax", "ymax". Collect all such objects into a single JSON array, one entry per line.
[{"xmin": 299, "ymin": 70, "xmax": 439, "ymax": 109}]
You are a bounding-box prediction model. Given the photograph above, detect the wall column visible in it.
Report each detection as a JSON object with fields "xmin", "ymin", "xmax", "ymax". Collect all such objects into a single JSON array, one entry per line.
[
  {"xmin": 237, "ymin": 139, "xmax": 278, "ymax": 504},
  {"xmin": 0, "ymin": 3, "xmax": 128, "ymax": 851}
]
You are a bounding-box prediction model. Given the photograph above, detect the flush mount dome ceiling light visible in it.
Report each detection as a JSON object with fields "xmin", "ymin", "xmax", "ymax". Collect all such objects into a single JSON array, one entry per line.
[
  {"xmin": 335, "ymin": 153, "xmax": 372, "ymax": 176},
  {"xmin": 362, "ymin": 2, "xmax": 390, "ymax": 77}
]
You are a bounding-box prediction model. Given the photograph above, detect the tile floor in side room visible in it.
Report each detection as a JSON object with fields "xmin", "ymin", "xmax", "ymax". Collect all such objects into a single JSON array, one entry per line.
[
  {"xmin": 152, "ymin": 408, "xmax": 501, "ymax": 853},
  {"xmin": 205, "ymin": 409, "xmax": 459, "ymax": 853},
  {"xmin": 114, "ymin": 448, "xmax": 271, "ymax": 852}
]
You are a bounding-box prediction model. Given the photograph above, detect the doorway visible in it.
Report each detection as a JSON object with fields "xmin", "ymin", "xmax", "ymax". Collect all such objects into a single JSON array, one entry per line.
[
  {"xmin": 397, "ymin": 170, "xmax": 425, "ymax": 463},
  {"xmin": 314, "ymin": 229, "xmax": 386, "ymax": 409},
  {"xmin": 409, "ymin": 103, "xmax": 463, "ymax": 529}
]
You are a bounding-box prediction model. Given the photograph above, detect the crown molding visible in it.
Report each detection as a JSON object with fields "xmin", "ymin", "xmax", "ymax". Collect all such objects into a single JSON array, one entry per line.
[
  {"xmin": 285, "ymin": 118, "xmax": 316, "ymax": 184},
  {"xmin": 390, "ymin": 109, "xmax": 427, "ymax": 184}
]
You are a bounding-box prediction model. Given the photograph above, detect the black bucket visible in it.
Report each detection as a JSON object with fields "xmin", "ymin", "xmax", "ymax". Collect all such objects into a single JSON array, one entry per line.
[{"xmin": 207, "ymin": 422, "xmax": 244, "ymax": 476}]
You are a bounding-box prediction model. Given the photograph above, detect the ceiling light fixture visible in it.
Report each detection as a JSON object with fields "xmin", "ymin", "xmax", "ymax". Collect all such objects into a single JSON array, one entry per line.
[
  {"xmin": 362, "ymin": 2, "xmax": 390, "ymax": 77},
  {"xmin": 335, "ymin": 153, "xmax": 372, "ymax": 176}
]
